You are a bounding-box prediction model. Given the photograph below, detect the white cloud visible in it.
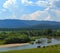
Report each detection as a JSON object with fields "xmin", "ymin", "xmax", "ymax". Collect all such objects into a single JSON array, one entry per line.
[
  {"xmin": 36, "ymin": 1, "xmax": 49, "ymax": 7},
  {"xmin": 2, "ymin": 0, "xmax": 18, "ymax": 19},
  {"xmin": 45, "ymin": 15, "xmax": 51, "ymax": 20},
  {"xmin": 21, "ymin": 0, "xmax": 27, "ymax": 4},
  {"xmin": 20, "ymin": 8, "xmax": 60, "ymax": 21},
  {"xmin": 55, "ymin": 10, "xmax": 60, "ymax": 17},
  {"xmin": 20, "ymin": 11, "xmax": 40, "ymax": 20},
  {"xmin": 54, "ymin": 10, "xmax": 60, "ymax": 21},
  {"xmin": 20, "ymin": 10, "xmax": 51, "ymax": 20},
  {"xmin": 1, "ymin": 0, "xmax": 60, "ymax": 21},
  {"xmin": 21, "ymin": 0, "xmax": 33, "ymax": 6},
  {"xmin": 3, "ymin": 0, "xmax": 16, "ymax": 8},
  {"xmin": 21, "ymin": 0, "xmax": 60, "ymax": 10},
  {"xmin": 21, "ymin": 0, "xmax": 49, "ymax": 7}
]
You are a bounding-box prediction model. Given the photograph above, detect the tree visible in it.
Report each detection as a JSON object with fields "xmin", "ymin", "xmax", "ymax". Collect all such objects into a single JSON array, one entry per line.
[{"xmin": 4, "ymin": 35, "xmax": 30, "ymax": 44}]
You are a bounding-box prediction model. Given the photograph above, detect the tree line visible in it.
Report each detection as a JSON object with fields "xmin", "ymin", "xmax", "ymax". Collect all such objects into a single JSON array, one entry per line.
[{"xmin": 0, "ymin": 29, "xmax": 60, "ymax": 44}]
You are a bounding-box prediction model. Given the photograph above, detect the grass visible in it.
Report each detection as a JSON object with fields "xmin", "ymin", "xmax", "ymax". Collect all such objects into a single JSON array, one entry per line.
[
  {"xmin": 0, "ymin": 40, "xmax": 4, "ymax": 45},
  {"xmin": 0, "ymin": 44, "xmax": 60, "ymax": 53}
]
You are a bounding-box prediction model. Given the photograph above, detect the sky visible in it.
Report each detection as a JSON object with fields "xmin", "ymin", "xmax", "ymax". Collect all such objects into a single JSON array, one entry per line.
[{"xmin": 0, "ymin": 0, "xmax": 60, "ymax": 21}]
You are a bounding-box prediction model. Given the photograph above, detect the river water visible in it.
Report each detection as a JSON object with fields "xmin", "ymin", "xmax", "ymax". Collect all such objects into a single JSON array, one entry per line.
[{"xmin": 0, "ymin": 38, "xmax": 60, "ymax": 52}]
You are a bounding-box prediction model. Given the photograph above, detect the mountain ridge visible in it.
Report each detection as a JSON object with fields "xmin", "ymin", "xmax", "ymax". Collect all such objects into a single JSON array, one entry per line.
[{"xmin": 0, "ymin": 19, "xmax": 60, "ymax": 30}]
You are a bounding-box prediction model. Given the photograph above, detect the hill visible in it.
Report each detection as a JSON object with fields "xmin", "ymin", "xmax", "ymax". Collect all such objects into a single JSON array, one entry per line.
[{"xmin": 0, "ymin": 19, "xmax": 60, "ymax": 30}]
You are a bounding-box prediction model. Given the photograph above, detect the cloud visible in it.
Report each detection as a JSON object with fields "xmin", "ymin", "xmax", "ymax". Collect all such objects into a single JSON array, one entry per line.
[
  {"xmin": 3, "ymin": 0, "xmax": 16, "ymax": 9},
  {"xmin": 53, "ymin": 0, "xmax": 60, "ymax": 9},
  {"xmin": 20, "ymin": 11, "xmax": 41, "ymax": 20},
  {"xmin": 2, "ymin": 0, "xmax": 18, "ymax": 19},
  {"xmin": 21, "ymin": 0, "xmax": 27, "ymax": 4},
  {"xmin": 21, "ymin": 0, "xmax": 60, "ymax": 10},
  {"xmin": 45, "ymin": 15, "xmax": 51, "ymax": 20},
  {"xmin": 21, "ymin": 0, "xmax": 49, "ymax": 7},
  {"xmin": 20, "ymin": 0, "xmax": 60, "ymax": 21},
  {"xmin": 36, "ymin": 0, "xmax": 49, "ymax": 7},
  {"xmin": 1, "ymin": 0, "xmax": 60, "ymax": 21},
  {"xmin": 21, "ymin": 0, "xmax": 33, "ymax": 6},
  {"xmin": 20, "ymin": 10, "xmax": 51, "ymax": 20},
  {"xmin": 20, "ymin": 9, "xmax": 60, "ymax": 21},
  {"xmin": 54, "ymin": 9, "xmax": 60, "ymax": 21}
]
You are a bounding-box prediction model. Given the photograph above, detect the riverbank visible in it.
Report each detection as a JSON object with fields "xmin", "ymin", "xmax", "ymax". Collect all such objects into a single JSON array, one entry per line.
[
  {"xmin": 0, "ymin": 43, "xmax": 29, "ymax": 48},
  {"xmin": 1, "ymin": 44, "xmax": 60, "ymax": 53}
]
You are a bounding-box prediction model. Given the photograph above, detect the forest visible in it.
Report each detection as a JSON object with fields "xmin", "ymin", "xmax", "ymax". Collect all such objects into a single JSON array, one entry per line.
[{"xmin": 0, "ymin": 29, "xmax": 60, "ymax": 45}]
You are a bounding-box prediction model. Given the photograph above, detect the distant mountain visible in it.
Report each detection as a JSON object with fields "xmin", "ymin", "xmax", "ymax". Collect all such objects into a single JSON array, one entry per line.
[
  {"xmin": 0, "ymin": 19, "xmax": 60, "ymax": 30},
  {"xmin": 30, "ymin": 21, "xmax": 60, "ymax": 29},
  {"xmin": 0, "ymin": 19, "xmax": 31, "ymax": 28}
]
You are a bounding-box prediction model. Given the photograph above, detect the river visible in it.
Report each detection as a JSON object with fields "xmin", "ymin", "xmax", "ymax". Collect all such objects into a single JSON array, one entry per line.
[{"xmin": 0, "ymin": 38, "xmax": 60, "ymax": 52}]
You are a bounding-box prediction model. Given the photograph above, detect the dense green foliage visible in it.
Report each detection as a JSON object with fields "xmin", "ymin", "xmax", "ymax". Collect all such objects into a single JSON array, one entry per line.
[
  {"xmin": 1, "ymin": 44, "xmax": 60, "ymax": 53},
  {"xmin": 4, "ymin": 35, "xmax": 30, "ymax": 44},
  {"xmin": 0, "ymin": 29, "xmax": 60, "ymax": 44}
]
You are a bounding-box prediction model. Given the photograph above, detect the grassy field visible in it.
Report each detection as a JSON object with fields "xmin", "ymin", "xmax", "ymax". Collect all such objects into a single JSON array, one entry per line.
[{"xmin": 0, "ymin": 44, "xmax": 60, "ymax": 53}]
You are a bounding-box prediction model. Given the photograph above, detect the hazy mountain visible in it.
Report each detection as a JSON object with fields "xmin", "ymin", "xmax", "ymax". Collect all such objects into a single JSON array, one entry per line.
[
  {"xmin": 0, "ymin": 19, "xmax": 60, "ymax": 30},
  {"xmin": 30, "ymin": 21, "xmax": 60, "ymax": 29}
]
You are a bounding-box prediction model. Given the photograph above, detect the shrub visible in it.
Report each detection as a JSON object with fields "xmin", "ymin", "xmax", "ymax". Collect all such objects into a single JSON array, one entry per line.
[{"xmin": 4, "ymin": 35, "xmax": 30, "ymax": 44}]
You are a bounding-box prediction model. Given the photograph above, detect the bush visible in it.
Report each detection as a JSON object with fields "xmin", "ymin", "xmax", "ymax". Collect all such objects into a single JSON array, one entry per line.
[
  {"xmin": 4, "ymin": 35, "xmax": 30, "ymax": 44},
  {"xmin": 4, "ymin": 37, "xmax": 21, "ymax": 44},
  {"xmin": 29, "ymin": 41, "xmax": 34, "ymax": 44},
  {"xmin": 47, "ymin": 39, "xmax": 51, "ymax": 43},
  {"xmin": 36, "ymin": 40, "xmax": 42, "ymax": 44}
]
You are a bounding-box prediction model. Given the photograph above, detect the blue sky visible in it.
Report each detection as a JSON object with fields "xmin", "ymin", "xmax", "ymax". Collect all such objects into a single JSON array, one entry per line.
[{"xmin": 0, "ymin": 0, "xmax": 60, "ymax": 21}]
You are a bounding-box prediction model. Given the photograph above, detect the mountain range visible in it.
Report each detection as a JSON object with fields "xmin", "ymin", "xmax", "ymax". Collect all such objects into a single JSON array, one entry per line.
[{"xmin": 0, "ymin": 19, "xmax": 60, "ymax": 30}]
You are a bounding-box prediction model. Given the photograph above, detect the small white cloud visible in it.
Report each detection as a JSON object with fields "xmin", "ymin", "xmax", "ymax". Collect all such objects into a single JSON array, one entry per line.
[
  {"xmin": 45, "ymin": 15, "xmax": 51, "ymax": 20},
  {"xmin": 21, "ymin": 0, "xmax": 27, "ymax": 4},
  {"xmin": 3, "ymin": 0, "xmax": 16, "ymax": 8},
  {"xmin": 36, "ymin": 1, "xmax": 49, "ymax": 7},
  {"xmin": 21, "ymin": 0, "xmax": 33, "ymax": 6}
]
